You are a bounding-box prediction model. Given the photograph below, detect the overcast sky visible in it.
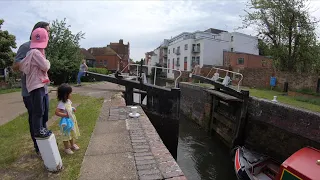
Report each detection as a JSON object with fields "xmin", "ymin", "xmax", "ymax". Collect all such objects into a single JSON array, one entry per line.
[{"xmin": 1, "ymin": 0, "xmax": 320, "ymax": 61}]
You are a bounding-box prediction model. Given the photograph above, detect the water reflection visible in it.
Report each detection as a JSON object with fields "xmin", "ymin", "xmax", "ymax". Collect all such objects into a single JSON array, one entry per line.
[{"xmin": 177, "ymin": 115, "xmax": 237, "ymax": 180}]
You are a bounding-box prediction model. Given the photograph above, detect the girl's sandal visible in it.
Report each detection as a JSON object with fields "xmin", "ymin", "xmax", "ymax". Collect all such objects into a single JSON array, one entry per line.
[
  {"xmin": 71, "ymin": 144, "xmax": 80, "ymax": 151},
  {"xmin": 64, "ymin": 148, "xmax": 74, "ymax": 155}
]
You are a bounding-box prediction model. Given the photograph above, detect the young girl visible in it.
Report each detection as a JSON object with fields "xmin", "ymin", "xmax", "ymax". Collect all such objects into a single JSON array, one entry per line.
[
  {"xmin": 55, "ymin": 83, "xmax": 80, "ymax": 154},
  {"xmin": 19, "ymin": 28, "xmax": 51, "ymax": 139}
]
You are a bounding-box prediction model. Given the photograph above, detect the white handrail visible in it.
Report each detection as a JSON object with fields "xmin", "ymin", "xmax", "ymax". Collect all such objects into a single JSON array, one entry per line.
[
  {"xmin": 204, "ymin": 66, "xmax": 244, "ymax": 91},
  {"xmin": 120, "ymin": 63, "xmax": 182, "ymax": 88}
]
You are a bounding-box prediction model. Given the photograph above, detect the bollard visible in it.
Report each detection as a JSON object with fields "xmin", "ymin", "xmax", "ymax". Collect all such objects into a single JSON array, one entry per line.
[
  {"xmin": 317, "ymin": 78, "xmax": 320, "ymax": 93},
  {"xmin": 36, "ymin": 134, "xmax": 63, "ymax": 172},
  {"xmin": 272, "ymin": 96, "xmax": 278, "ymax": 102},
  {"xmin": 283, "ymin": 82, "xmax": 288, "ymax": 92}
]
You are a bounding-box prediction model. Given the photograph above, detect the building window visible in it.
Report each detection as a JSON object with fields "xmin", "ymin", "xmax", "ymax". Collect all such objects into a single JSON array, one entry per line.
[
  {"xmin": 177, "ymin": 46, "xmax": 180, "ymax": 54},
  {"xmin": 192, "ymin": 56, "xmax": 195, "ymax": 65},
  {"xmin": 100, "ymin": 60, "xmax": 103, "ymax": 65},
  {"xmin": 196, "ymin": 56, "xmax": 200, "ymax": 65},
  {"xmin": 184, "ymin": 44, "xmax": 188, "ymax": 50},
  {"xmin": 237, "ymin": 58, "xmax": 244, "ymax": 65},
  {"xmin": 231, "ymin": 36, "xmax": 234, "ymax": 42},
  {"xmin": 104, "ymin": 60, "xmax": 107, "ymax": 65},
  {"xmin": 184, "ymin": 57, "xmax": 187, "ymax": 63},
  {"xmin": 168, "ymin": 49, "xmax": 170, "ymax": 54},
  {"xmin": 173, "ymin": 48, "xmax": 175, "ymax": 53},
  {"xmin": 172, "ymin": 58, "xmax": 175, "ymax": 69},
  {"xmin": 176, "ymin": 58, "xmax": 180, "ymax": 66},
  {"xmin": 231, "ymin": 48, "xmax": 234, "ymax": 52}
]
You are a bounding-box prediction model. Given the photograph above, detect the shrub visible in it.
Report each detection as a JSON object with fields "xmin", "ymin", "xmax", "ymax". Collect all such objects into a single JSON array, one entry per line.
[
  {"xmin": 294, "ymin": 96, "xmax": 320, "ymax": 106},
  {"xmin": 296, "ymin": 88, "xmax": 320, "ymax": 97},
  {"xmin": 82, "ymin": 68, "xmax": 111, "ymax": 82},
  {"xmin": 88, "ymin": 67, "xmax": 110, "ymax": 75}
]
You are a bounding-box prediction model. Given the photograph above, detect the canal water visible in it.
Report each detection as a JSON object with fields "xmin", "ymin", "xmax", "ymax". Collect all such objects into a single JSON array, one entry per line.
[
  {"xmin": 177, "ymin": 115, "xmax": 237, "ymax": 180},
  {"xmin": 134, "ymin": 77, "xmax": 237, "ymax": 179}
]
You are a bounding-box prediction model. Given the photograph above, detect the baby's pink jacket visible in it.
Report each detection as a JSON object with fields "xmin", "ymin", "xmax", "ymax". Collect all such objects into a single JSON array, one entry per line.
[{"xmin": 19, "ymin": 49, "xmax": 50, "ymax": 92}]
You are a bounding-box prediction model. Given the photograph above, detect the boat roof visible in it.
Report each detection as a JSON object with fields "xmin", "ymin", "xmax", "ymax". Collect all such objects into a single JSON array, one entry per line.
[{"xmin": 282, "ymin": 147, "xmax": 320, "ymax": 180}]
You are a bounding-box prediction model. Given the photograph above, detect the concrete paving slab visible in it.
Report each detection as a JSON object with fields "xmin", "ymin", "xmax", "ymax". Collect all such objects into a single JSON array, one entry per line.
[
  {"xmin": 86, "ymin": 131, "xmax": 132, "ymax": 155},
  {"xmin": 79, "ymin": 152, "xmax": 138, "ymax": 180},
  {"xmin": 93, "ymin": 121, "xmax": 127, "ymax": 135},
  {"xmin": 0, "ymin": 91, "xmax": 55, "ymax": 126},
  {"xmin": 0, "ymin": 82, "xmax": 121, "ymax": 126}
]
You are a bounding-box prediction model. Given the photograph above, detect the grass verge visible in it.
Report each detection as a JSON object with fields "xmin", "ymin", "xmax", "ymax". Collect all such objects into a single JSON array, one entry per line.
[
  {"xmin": 0, "ymin": 94, "xmax": 103, "ymax": 180},
  {"xmin": 246, "ymin": 88, "xmax": 320, "ymax": 113},
  {"xmin": 0, "ymin": 88, "xmax": 21, "ymax": 94}
]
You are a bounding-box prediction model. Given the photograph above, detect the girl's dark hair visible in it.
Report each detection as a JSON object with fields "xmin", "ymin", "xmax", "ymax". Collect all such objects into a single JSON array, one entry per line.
[
  {"xmin": 57, "ymin": 83, "xmax": 72, "ymax": 103},
  {"xmin": 30, "ymin": 21, "xmax": 50, "ymax": 40}
]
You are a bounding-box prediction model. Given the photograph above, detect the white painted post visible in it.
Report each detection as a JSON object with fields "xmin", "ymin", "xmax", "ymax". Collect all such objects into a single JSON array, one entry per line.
[
  {"xmin": 136, "ymin": 64, "xmax": 139, "ymax": 82},
  {"xmin": 36, "ymin": 134, "xmax": 63, "ymax": 172},
  {"xmin": 154, "ymin": 67, "xmax": 157, "ymax": 85}
]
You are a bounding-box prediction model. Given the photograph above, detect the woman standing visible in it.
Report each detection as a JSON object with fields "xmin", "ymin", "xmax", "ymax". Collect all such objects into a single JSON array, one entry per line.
[{"xmin": 76, "ymin": 60, "xmax": 88, "ymax": 86}]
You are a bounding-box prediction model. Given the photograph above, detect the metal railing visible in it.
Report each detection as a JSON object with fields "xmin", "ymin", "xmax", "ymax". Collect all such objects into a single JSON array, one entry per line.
[
  {"xmin": 120, "ymin": 63, "xmax": 182, "ymax": 88},
  {"xmin": 205, "ymin": 66, "xmax": 244, "ymax": 91}
]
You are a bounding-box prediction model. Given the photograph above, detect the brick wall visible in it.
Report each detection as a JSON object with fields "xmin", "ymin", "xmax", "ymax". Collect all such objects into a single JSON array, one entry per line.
[
  {"xmin": 95, "ymin": 55, "xmax": 120, "ymax": 71},
  {"xmin": 240, "ymin": 68, "xmax": 320, "ymax": 91},
  {"xmin": 223, "ymin": 51, "xmax": 272, "ymax": 69}
]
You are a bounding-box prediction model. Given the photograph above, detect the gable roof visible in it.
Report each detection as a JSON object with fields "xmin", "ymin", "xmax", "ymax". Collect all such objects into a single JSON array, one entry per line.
[
  {"xmin": 87, "ymin": 47, "xmax": 118, "ymax": 56},
  {"xmin": 80, "ymin": 48, "xmax": 96, "ymax": 60}
]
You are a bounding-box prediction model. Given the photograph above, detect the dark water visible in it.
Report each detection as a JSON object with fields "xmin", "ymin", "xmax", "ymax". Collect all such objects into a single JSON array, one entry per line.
[
  {"xmin": 145, "ymin": 77, "xmax": 237, "ymax": 179},
  {"xmin": 177, "ymin": 115, "xmax": 237, "ymax": 180}
]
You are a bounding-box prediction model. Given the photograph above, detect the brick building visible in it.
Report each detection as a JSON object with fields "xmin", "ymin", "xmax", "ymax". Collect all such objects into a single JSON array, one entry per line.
[
  {"xmin": 223, "ymin": 51, "xmax": 272, "ymax": 71},
  {"xmin": 107, "ymin": 39, "xmax": 130, "ymax": 72},
  {"xmin": 87, "ymin": 47, "xmax": 122, "ymax": 72},
  {"xmin": 80, "ymin": 48, "xmax": 96, "ymax": 67}
]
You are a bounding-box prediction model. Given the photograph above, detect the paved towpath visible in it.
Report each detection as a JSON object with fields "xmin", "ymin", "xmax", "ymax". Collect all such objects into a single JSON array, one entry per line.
[{"xmin": 79, "ymin": 93, "xmax": 186, "ymax": 180}]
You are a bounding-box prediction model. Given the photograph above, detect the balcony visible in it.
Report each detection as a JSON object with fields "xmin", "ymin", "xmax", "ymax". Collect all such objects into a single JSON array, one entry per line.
[
  {"xmin": 175, "ymin": 50, "xmax": 181, "ymax": 55},
  {"xmin": 192, "ymin": 47, "xmax": 200, "ymax": 53}
]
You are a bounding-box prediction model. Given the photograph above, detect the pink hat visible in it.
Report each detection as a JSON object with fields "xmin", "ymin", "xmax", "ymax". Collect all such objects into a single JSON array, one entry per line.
[{"xmin": 30, "ymin": 28, "xmax": 49, "ymax": 49}]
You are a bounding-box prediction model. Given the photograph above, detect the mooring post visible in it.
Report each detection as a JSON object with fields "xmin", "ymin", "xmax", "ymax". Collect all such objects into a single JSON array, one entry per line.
[
  {"xmin": 170, "ymin": 87, "xmax": 181, "ymax": 120},
  {"xmin": 317, "ymin": 78, "xmax": 320, "ymax": 93},
  {"xmin": 125, "ymin": 86, "xmax": 134, "ymax": 105}
]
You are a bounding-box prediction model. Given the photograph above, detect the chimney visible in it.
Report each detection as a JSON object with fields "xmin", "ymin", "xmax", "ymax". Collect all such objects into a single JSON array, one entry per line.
[
  {"xmin": 90, "ymin": 48, "xmax": 93, "ymax": 54},
  {"xmin": 119, "ymin": 39, "xmax": 123, "ymax": 44}
]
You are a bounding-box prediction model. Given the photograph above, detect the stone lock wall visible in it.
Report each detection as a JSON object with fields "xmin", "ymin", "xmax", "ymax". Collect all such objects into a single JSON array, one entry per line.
[
  {"xmin": 179, "ymin": 82, "xmax": 212, "ymax": 131},
  {"xmin": 245, "ymin": 97, "xmax": 320, "ymax": 161},
  {"xmin": 179, "ymin": 83, "xmax": 320, "ymax": 161}
]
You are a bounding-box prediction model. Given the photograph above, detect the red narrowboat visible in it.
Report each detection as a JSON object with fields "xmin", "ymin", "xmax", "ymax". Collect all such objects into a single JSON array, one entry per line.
[{"xmin": 233, "ymin": 146, "xmax": 320, "ymax": 180}]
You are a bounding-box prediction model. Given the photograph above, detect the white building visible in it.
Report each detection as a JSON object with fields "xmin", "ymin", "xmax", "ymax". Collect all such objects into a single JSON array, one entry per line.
[{"xmin": 147, "ymin": 28, "xmax": 259, "ymax": 79}]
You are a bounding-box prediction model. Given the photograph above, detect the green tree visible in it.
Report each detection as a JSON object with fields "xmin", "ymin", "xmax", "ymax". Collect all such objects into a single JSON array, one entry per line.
[
  {"xmin": 0, "ymin": 19, "xmax": 16, "ymax": 68},
  {"xmin": 240, "ymin": 0, "xmax": 319, "ymax": 72},
  {"xmin": 46, "ymin": 18, "xmax": 85, "ymax": 85}
]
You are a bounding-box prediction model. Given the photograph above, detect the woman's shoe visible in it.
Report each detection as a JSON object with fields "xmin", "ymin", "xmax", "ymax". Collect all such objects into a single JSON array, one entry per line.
[{"xmin": 34, "ymin": 128, "xmax": 52, "ymax": 139}]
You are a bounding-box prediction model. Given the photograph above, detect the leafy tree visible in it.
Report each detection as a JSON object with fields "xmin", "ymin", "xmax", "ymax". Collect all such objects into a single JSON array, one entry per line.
[
  {"xmin": 46, "ymin": 18, "xmax": 85, "ymax": 85},
  {"xmin": 0, "ymin": 19, "xmax": 16, "ymax": 68},
  {"xmin": 240, "ymin": 0, "xmax": 319, "ymax": 72}
]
